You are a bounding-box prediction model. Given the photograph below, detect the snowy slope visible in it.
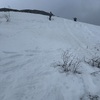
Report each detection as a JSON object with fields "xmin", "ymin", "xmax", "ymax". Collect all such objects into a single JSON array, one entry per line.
[{"xmin": 0, "ymin": 12, "xmax": 100, "ymax": 100}]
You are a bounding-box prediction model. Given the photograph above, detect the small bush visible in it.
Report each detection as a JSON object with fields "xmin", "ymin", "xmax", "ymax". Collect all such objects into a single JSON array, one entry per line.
[
  {"xmin": 88, "ymin": 94, "xmax": 99, "ymax": 100},
  {"xmin": 0, "ymin": 12, "xmax": 10, "ymax": 22},
  {"xmin": 56, "ymin": 50, "xmax": 81, "ymax": 74},
  {"xmin": 80, "ymin": 94, "xmax": 99, "ymax": 100},
  {"xmin": 4, "ymin": 12, "xmax": 10, "ymax": 22},
  {"xmin": 84, "ymin": 56, "xmax": 100, "ymax": 68}
]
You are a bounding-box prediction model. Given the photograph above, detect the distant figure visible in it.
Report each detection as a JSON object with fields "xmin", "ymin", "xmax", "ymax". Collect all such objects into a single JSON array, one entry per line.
[
  {"xmin": 49, "ymin": 12, "xmax": 53, "ymax": 21},
  {"xmin": 73, "ymin": 17, "xmax": 77, "ymax": 22}
]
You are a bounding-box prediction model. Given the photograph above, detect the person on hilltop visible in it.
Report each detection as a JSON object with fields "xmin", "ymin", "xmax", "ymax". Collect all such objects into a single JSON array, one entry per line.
[
  {"xmin": 49, "ymin": 12, "xmax": 53, "ymax": 21},
  {"xmin": 73, "ymin": 17, "xmax": 77, "ymax": 22}
]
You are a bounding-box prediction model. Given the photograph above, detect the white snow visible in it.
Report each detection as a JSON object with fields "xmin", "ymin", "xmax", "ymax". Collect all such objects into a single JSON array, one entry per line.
[{"xmin": 0, "ymin": 12, "xmax": 100, "ymax": 100}]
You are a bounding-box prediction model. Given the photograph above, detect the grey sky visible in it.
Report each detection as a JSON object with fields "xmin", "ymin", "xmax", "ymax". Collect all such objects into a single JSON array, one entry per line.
[{"xmin": 0, "ymin": 0, "xmax": 100, "ymax": 26}]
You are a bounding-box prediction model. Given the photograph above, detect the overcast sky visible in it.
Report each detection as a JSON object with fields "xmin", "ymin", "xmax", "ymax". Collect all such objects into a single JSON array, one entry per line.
[{"xmin": 0, "ymin": 0, "xmax": 100, "ymax": 26}]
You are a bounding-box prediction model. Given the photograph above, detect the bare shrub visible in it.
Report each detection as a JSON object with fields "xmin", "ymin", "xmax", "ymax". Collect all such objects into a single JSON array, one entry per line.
[
  {"xmin": 0, "ymin": 12, "xmax": 10, "ymax": 22},
  {"xmin": 56, "ymin": 50, "xmax": 81, "ymax": 74},
  {"xmin": 80, "ymin": 94, "xmax": 99, "ymax": 100},
  {"xmin": 84, "ymin": 56, "xmax": 100, "ymax": 68},
  {"xmin": 88, "ymin": 94, "xmax": 99, "ymax": 100},
  {"xmin": 84, "ymin": 43, "xmax": 100, "ymax": 68},
  {"xmin": 4, "ymin": 12, "xmax": 10, "ymax": 22}
]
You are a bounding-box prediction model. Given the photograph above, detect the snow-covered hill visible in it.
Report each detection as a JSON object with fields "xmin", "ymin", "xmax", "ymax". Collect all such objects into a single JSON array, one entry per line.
[{"xmin": 0, "ymin": 12, "xmax": 100, "ymax": 100}]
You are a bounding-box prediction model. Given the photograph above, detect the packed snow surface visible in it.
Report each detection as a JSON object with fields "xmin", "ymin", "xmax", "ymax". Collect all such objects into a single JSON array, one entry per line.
[{"xmin": 0, "ymin": 12, "xmax": 100, "ymax": 100}]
